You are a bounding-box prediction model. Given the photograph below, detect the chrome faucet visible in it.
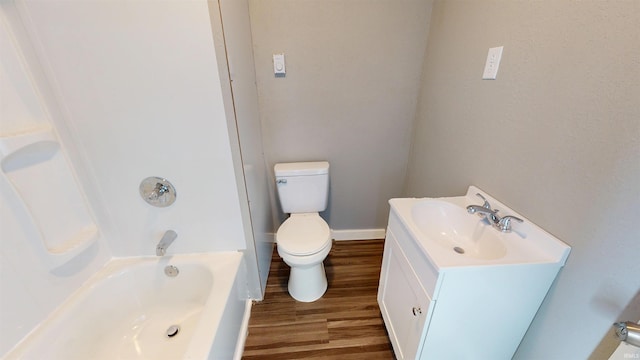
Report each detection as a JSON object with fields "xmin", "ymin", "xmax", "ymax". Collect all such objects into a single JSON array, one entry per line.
[
  {"xmin": 466, "ymin": 193, "xmax": 523, "ymax": 232},
  {"xmin": 156, "ymin": 230, "xmax": 177, "ymax": 256}
]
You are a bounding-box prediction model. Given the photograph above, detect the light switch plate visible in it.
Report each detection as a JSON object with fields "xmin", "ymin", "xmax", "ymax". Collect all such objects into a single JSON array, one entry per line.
[
  {"xmin": 482, "ymin": 46, "xmax": 503, "ymax": 80},
  {"xmin": 273, "ymin": 53, "xmax": 285, "ymax": 77}
]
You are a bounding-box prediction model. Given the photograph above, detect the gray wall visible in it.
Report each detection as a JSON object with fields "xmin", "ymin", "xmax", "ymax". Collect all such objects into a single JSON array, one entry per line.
[
  {"xmin": 405, "ymin": 1, "xmax": 640, "ymax": 359},
  {"xmin": 249, "ymin": 0, "xmax": 433, "ymax": 231}
]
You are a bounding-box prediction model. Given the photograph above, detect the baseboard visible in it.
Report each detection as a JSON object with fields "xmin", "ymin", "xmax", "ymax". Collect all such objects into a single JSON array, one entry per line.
[
  {"xmin": 233, "ymin": 300, "xmax": 253, "ymax": 360},
  {"xmin": 331, "ymin": 228, "xmax": 386, "ymax": 241}
]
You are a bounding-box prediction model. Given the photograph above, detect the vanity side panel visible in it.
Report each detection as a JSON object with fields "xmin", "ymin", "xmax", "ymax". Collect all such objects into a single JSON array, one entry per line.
[{"xmin": 419, "ymin": 264, "xmax": 562, "ymax": 359}]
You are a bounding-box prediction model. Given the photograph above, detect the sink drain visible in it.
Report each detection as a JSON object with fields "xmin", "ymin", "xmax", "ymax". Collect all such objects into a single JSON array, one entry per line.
[
  {"xmin": 453, "ymin": 246, "xmax": 465, "ymax": 254},
  {"xmin": 166, "ymin": 325, "xmax": 180, "ymax": 338}
]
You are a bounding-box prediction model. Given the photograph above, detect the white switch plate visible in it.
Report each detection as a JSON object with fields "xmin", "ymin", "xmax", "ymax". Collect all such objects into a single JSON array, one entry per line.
[
  {"xmin": 482, "ymin": 46, "xmax": 503, "ymax": 80},
  {"xmin": 273, "ymin": 53, "xmax": 285, "ymax": 77}
]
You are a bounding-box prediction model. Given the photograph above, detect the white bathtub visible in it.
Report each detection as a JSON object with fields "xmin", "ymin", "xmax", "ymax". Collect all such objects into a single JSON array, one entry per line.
[{"xmin": 4, "ymin": 252, "xmax": 250, "ymax": 360}]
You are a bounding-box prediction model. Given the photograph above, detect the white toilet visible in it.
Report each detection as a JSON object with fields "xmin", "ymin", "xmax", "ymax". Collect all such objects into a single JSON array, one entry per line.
[{"xmin": 274, "ymin": 161, "xmax": 331, "ymax": 302}]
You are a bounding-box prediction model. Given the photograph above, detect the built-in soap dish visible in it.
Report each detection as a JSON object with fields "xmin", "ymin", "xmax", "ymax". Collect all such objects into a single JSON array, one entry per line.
[{"xmin": 0, "ymin": 126, "xmax": 98, "ymax": 267}]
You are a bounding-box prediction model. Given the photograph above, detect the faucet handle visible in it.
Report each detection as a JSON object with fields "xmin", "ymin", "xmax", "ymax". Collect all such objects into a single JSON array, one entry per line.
[
  {"xmin": 497, "ymin": 215, "xmax": 523, "ymax": 232},
  {"xmin": 475, "ymin": 193, "xmax": 491, "ymax": 209}
]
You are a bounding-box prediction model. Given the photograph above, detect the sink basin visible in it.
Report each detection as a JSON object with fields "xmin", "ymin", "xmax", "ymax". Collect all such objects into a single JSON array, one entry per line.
[
  {"xmin": 411, "ymin": 200, "xmax": 507, "ymax": 260},
  {"xmin": 388, "ymin": 186, "xmax": 571, "ymax": 268}
]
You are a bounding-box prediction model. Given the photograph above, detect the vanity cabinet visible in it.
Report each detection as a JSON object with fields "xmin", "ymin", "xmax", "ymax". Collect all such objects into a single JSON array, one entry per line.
[{"xmin": 378, "ymin": 209, "xmax": 567, "ymax": 359}]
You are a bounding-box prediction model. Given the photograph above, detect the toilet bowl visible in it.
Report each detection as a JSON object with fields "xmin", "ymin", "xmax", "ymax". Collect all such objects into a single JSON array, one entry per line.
[{"xmin": 277, "ymin": 213, "xmax": 331, "ymax": 302}]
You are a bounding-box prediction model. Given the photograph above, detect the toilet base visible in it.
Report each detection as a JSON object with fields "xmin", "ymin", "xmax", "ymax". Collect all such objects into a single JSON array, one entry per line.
[
  {"xmin": 277, "ymin": 240, "xmax": 332, "ymax": 303},
  {"xmin": 287, "ymin": 262, "xmax": 328, "ymax": 302}
]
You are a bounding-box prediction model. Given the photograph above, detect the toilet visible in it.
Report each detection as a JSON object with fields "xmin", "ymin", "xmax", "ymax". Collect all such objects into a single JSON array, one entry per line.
[{"xmin": 274, "ymin": 161, "xmax": 331, "ymax": 302}]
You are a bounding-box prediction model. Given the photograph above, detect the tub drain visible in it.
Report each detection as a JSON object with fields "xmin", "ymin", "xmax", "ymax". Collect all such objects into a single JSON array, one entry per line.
[
  {"xmin": 164, "ymin": 265, "xmax": 179, "ymax": 277},
  {"xmin": 166, "ymin": 325, "xmax": 180, "ymax": 338},
  {"xmin": 453, "ymin": 246, "xmax": 465, "ymax": 254}
]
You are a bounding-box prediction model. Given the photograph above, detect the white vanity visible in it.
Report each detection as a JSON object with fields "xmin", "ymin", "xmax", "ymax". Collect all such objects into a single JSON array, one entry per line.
[{"xmin": 377, "ymin": 186, "xmax": 571, "ymax": 359}]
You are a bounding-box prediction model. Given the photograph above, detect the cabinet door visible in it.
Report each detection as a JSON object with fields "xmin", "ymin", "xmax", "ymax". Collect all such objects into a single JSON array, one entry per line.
[{"xmin": 378, "ymin": 231, "xmax": 431, "ymax": 360}]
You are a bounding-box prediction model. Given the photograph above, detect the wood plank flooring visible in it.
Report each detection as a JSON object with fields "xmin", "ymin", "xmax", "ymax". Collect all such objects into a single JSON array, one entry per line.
[{"xmin": 242, "ymin": 239, "xmax": 395, "ymax": 360}]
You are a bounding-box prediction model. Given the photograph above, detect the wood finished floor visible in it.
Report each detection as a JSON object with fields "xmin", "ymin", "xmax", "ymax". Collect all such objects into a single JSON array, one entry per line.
[{"xmin": 242, "ymin": 239, "xmax": 395, "ymax": 360}]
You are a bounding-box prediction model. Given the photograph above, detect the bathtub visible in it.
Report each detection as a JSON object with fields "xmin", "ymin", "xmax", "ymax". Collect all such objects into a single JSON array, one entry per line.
[{"xmin": 4, "ymin": 252, "xmax": 250, "ymax": 360}]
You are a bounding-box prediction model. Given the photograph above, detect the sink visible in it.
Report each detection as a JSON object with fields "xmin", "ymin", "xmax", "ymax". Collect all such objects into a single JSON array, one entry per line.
[
  {"xmin": 411, "ymin": 200, "xmax": 507, "ymax": 260},
  {"xmin": 389, "ymin": 186, "xmax": 571, "ymax": 268},
  {"xmin": 380, "ymin": 186, "xmax": 572, "ymax": 359}
]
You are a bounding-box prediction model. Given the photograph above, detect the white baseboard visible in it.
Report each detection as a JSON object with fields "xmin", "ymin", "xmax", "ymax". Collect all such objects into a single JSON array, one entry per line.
[{"xmin": 331, "ymin": 228, "xmax": 386, "ymax": 241}]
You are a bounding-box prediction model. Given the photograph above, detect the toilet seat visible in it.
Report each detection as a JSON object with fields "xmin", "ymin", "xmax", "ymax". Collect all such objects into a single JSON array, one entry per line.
[{"xmin": 277, "ymin": 213, "xmax": 331, "ymax": 256}]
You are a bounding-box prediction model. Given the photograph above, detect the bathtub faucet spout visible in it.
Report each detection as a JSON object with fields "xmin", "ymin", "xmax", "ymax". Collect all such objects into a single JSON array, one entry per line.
[{"xmin": 157, "ymin": 230, "xmax": 177, "ymax": 256}]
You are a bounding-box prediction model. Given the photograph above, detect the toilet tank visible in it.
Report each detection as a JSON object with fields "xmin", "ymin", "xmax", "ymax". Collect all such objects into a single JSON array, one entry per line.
[{"xmin": 275, "ymin": 161, "xmax": 329, "ymax": 214}]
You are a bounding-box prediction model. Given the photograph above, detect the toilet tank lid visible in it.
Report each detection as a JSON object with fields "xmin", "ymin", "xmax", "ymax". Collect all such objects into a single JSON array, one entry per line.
[{"xmin": 274, "ymin": 161, "xmax": 329, "ymax": 176}]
